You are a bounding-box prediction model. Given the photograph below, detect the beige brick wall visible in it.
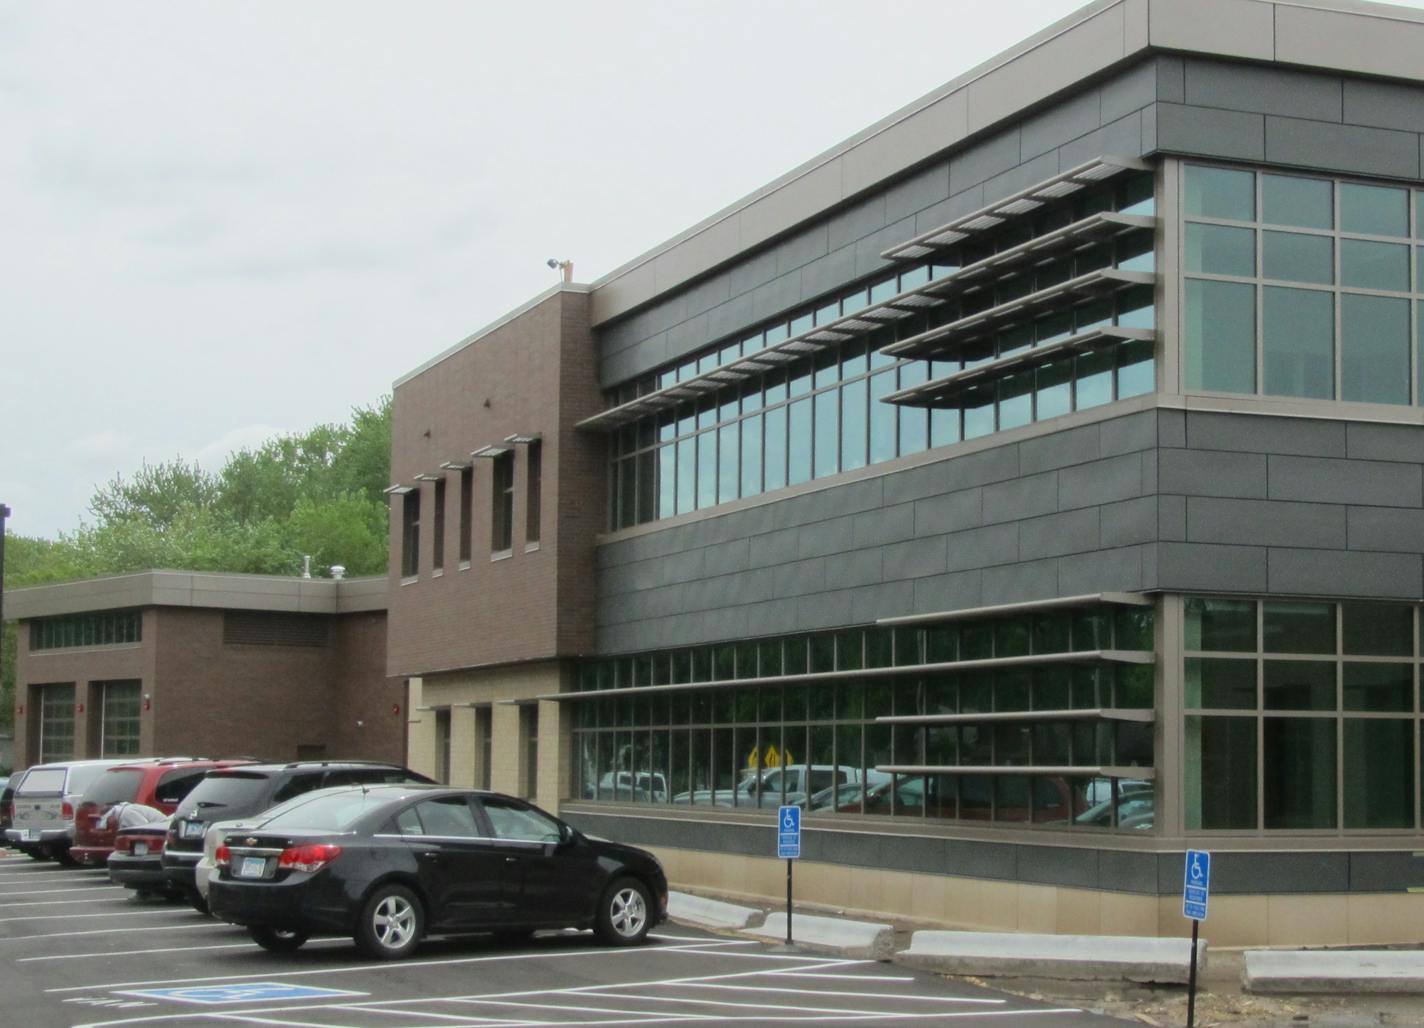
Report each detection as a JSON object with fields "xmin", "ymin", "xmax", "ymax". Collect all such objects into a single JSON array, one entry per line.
[{"xmin": 408, "ymin": 661, "xmax": 566, "ymax": 807}]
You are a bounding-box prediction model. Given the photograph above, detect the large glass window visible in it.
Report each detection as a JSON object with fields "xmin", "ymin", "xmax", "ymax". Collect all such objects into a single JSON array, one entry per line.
[
  {"xmin": 38, "ymin": 683, "xmax": 75, "ymax": 764},
  {"xmin": 572, "ymin": 604, "xmax": 1155, "ymax": 832},
  {"xmin": 1182, "ymin": 164, "xmax": 1422, "ymax": 406},
  {"xmin": 604, "ymin": 172, "xmax": 1158, "ymax": 530},
  {"xmin": 1184, "ymin": 597, "xmax": 1421, "ymax": 834},
  {"xmin": 30, "ymin": 611, "xmax": 141, "ymax": 651}
]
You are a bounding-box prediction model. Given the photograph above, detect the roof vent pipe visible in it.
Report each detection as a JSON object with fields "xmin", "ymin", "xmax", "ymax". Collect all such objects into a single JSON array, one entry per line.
[
  {"xmin": 302, "ymin": 555, "xmax": 312, "ymax": 579},
  {"xmin": 330, "ymin": 565, "xmax": 346, "ymax": 580}
]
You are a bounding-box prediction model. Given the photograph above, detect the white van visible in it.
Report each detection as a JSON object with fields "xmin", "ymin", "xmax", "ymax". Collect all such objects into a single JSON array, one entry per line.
[{"xmin": 7, "ymin": 759, "xmax": 137, "ymax": 863}]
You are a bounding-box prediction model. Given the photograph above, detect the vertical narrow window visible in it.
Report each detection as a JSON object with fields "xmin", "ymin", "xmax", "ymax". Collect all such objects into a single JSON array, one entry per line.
[
  {"xmin": 520, "ymin": 705, "xmax": 539, "ymax": 799},
  {"xmin": 458, "ymin": 467, "xmax": 473, "ymax": 564},
  {"xmin": 525, "ymin": 441, "xmax": 542, "ymax": 545},
  {"xmin": 401, "ymin": 490, "xmax": 420, "ymax": 577},
  {"xmin": 434, "ymin": 708, "xmax": 451, "ymax": 785},
  {"xmin": 432, "ymin": 478, "xmax": 446, "ymax": 571},
  {"xmin": 491, "ymin": 452, "xmax": 514, "ymax": 552}
]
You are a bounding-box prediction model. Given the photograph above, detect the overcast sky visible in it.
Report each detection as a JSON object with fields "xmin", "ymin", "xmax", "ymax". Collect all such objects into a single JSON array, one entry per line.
[{"xmin": 4, "ymin": 1, "xmax": 1421, "ymax": 540}]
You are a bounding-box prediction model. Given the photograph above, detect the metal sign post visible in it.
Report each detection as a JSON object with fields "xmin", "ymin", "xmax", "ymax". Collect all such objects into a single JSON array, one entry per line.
[
  {"xmin": 777, "ymin": 805, "xmax": 801, "ymax": 944},
  {"xmin": 1182, "ymin": 849, "xmax": 1211, "ymax": 1028}
]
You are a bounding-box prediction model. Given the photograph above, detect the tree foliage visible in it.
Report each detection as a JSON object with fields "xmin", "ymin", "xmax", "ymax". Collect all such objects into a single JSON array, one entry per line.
[{"xmin": 0, "ymin": 398, "xmax": 392, "ymax": 734}]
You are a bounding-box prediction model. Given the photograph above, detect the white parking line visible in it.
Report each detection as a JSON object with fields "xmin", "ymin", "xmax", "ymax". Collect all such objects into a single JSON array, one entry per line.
[
  {"xmin": 0, "ymin": 886, "xmax": 127, "ymax": 898},
  {"xmin": 0, "ymin": 909, "xmax": 196, "ymax": 924},
  {"xmin": 0, "ymin": 896, "xmax": 134, "ymax": 909},
  {"xmin": 50, "ymin": 939, "xmax": 758, "ymax": 994},
  {"xmin": 670, "ymin": 983, "xmax": 1003, "ymax": 1005},
  {"xmin": 0, "ymin": 922, "xmax": 229, "ymax": 943},
  {"xmin": 21, "ymin": 939, "xmax": 349, "ymax": 962},
  {"xmin": 769, "ymin": 972, "xmax": 915, "ymax": 981}
]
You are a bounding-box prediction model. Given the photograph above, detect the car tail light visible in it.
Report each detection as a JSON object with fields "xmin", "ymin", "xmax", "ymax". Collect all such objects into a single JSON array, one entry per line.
[
  {"xmin": 114, "ymin": 836, "xmax": 131, "ymax": 854},
  {"xmin": 61, "ymin": 801, "xmax": 73, "ymax": 820},
  {"xmin": 277, "ymin": 844, "xmax": 342, "ymax": 873},
  {"xmin": 214, "ymin": 844, "xmax": 230, "ymax": 868}
]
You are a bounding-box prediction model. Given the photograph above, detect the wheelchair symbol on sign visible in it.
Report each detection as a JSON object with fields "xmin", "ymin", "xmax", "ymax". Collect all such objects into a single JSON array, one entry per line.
[
  {"xmin": 1190, "ymin": 855, "xmax": 1205, "ymax": 883},
  {"xmin": 783, "ymin": 810, "xmax": 796, "ymax": 830}
]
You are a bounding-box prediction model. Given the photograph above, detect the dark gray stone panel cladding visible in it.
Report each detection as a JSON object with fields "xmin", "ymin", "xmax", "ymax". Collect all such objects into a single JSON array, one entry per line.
[
  {"xmin": 596, "ymin": 409, "xmax": 1424, "ymax": 653},
  {"xmin": 561, "ymin": 809, "xmax": 1424, "ymax": 897}
]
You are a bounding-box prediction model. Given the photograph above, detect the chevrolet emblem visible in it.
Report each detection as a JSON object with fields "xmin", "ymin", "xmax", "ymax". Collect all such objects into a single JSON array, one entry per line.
[{"xmin": 244, "ymin": 837, "xmax": 257, "ymax": 846}]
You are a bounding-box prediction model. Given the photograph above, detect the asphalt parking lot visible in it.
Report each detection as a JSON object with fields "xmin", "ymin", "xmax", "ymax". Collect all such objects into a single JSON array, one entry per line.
[{"xmin": 0, "ymin": 850, "xmax": 1127, "ymax": 1027}]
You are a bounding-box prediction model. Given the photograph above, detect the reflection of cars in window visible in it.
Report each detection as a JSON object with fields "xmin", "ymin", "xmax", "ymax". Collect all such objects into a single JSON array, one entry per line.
[
  {"xmin": 208, "ymin": 785, "xmax": 668, "ymax": 959},
  {"xmin": 674, "ymin": 765, "xmax": 876, "ymax": 808},
  {"xmin": 1074, "ymin": 794, "xmax": 1155, "ymax": 830},
  {"xmin": 586, "ymin": 771, "xmax": 668, "ymax": 802}
]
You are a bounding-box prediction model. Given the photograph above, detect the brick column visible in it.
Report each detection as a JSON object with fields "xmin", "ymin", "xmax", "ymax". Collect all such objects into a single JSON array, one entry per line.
[
  {"xmin": 448, "ymin": 705, "xmax": 476, "ymax": 788},
  {"xmin": 404, "ymin": 677, "xmax": 438, "ymax": 779},
  {"xmin": 536, "ymin": 698, "xmax": 568, "ymax": 814},
  {"xmin": 489, "ymin": 702, "xmax": 523, "ymax": 795}
]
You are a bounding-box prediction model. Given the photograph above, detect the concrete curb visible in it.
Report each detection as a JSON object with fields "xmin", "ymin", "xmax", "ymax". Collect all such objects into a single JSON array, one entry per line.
[
  {"xmin": 746, "ymin": 912, "xmax": 895, "ymax": 959},
  {"xmin": 898, "ymin": 931, "xmax": 1207, "ymax": 984},
  {"xmin": 667, "ymin": 891, "xmax": 762, "ymax": 931},
  {"xmin": 1244, "ymin": 950, "xmax": 1424, "ymax": 994}
]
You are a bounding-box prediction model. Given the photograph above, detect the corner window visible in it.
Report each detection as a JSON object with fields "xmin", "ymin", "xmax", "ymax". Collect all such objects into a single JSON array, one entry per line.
[{"xmin": 1181, "ymin": 163, "xmax": 1422, "ymax": 407}]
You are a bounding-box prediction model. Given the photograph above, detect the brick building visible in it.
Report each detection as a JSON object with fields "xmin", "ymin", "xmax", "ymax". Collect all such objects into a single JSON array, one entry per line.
[
  {"xmin": 9, "ymin": 571, "xmax": 402, "ymax": 768},
  {"xmin": 392, "ymin": 0, "xmax": 1424, "ymax": 946}
]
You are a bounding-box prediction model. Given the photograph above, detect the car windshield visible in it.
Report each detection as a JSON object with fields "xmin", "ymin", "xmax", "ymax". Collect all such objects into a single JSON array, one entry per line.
[
  {"xmin": 259, "ymin": 789, "xmax": 396, "ymax": 832},
  {"xmin": 82, "ymin": 770, "xmax": 144, "ymax": 806},
  {"xmin": 179, "ymin": 773, "xmax": 271, "ymax": 813}
]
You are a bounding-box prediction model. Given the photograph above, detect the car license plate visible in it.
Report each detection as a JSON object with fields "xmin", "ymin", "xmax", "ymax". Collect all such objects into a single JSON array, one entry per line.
[
  {"xmin": 236, "ymin": 856, "xmax": 267, "ymax": 879},
  {"xmin": 133, "ymin": 842, "xmax": 148, "ymax": 856},
  {"xmin": 24, "ymin": 829, "xmax": 38, "ymax": 842},
  {"xmin": 180, "ymin": 821, "xmax": 204, "ymax": 840}
]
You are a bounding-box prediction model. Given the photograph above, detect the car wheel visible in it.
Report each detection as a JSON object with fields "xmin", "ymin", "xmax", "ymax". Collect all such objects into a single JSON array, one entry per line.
[
  {"xmin": 249, "ymin": 926, "xmax": 309, "ymax": 953},
  {"xmin": 25, "ymin": 850, "xmax": 46, "ymax": 862},
  {"xmin": 54, "ymin": 849, "xmax": 78, "ymax": 868},
  {"xmin": 187, "ymin": 888, "xmax": 210, "ymax": 916},
  {"xmin": 594, "ymin": 877, "xmax": 652, "ymax": 946},
  {"xmin": 354, "ymin": 884, "xmax": 423, "ymax": 960}
]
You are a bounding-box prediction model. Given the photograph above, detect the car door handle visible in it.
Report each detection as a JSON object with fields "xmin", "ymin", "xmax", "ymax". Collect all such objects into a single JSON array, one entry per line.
[{"xmin": 504, "ymin": 856, "xmax": 518, "ymax": 864}]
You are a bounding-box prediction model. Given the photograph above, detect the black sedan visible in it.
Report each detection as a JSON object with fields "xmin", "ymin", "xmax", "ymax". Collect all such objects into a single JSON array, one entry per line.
[{"xmin": 207, "ymin": 785, "xmax": 668, "ymax": 959}]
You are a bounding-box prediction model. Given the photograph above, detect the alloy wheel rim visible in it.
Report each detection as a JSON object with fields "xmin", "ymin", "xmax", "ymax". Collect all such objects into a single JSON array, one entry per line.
[
  {"xmin": 610, "ymin": 887, "xmax": 646, "ymax": 937},
  {"xmin": 373, "ymin": 895, "xmax": 415, "ymax": 948}
]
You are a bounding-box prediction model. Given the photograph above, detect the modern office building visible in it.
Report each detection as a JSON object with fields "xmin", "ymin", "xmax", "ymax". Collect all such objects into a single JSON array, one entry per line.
[
  {"xmin": 392, "ymin": 0, "xmax": 1424, "ymax": 945},
  {"xmin": 9, "ymin": 571, "xmax": 401, "ymax": 769}
]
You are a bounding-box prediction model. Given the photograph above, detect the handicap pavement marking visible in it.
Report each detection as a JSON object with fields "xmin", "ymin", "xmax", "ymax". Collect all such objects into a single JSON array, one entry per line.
[{"xmin": 116, "ymin": 982, "xmax": 367, "ymax": 1005}]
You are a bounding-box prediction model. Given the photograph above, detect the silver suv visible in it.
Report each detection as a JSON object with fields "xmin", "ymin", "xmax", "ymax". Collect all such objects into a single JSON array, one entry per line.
[{"xmin": 7, "ymin": 759, "xmax": 136, "ymax": 863}]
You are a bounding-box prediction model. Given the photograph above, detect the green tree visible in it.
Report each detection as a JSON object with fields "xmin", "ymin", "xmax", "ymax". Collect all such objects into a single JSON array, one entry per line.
[{"xmin": 0, "ymin": 397, "xmax": 392, "ymax": 734}]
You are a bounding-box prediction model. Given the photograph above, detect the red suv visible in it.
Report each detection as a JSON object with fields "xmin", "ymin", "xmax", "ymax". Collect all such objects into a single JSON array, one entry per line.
[{"xmin": 70, "ymin": 758, "xmax": 258, "ymax": 867}]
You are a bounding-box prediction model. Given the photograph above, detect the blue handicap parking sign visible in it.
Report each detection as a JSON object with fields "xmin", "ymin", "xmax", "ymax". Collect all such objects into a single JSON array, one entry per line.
[
  {"xmin": 119, "ymin": 982, "xmax": 366, "ymax": 1005},
  {"xmin": 1182, "ymin": 849, "xmax": 1211, "ymax": 921},
  {"xmin": 777, "ymin": 804, "xmax": 801, "ymax": 859}
]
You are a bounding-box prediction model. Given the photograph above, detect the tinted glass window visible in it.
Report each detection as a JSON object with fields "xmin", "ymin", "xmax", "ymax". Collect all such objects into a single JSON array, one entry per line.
[
  {"xmin": 81, "ymin": 770, "xmax": 143, "ymax": 806},
  {"xmin": 272, "ymin": 772, "xmax": 326, "ymax": 804},
  {"xmin": 482, "ymin": 798, "xmax": 561, "ymax": 843},
  {"xmin": 177, "ymin": 773, "xmax": 272, "ymax": 814},
  {"xmin": 260, "ymin": 789, "xmax": 398, "ymax": 832},
  {"xmin": 153, "ymin": 769, "xmax": 208, "ymax": 806},
  {"xmin": 407, "ymin": 796, "xmax": 480, "ymax": 838},
  {"xmin": 66, "ymin": 764, "xmax": 121, "ymax": 795}
]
